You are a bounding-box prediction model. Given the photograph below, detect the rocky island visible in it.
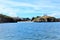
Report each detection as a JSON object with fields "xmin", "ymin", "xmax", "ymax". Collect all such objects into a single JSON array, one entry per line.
[{"xmin": 31, "ymin": 15, "xmax": 60, "ymax": 22}]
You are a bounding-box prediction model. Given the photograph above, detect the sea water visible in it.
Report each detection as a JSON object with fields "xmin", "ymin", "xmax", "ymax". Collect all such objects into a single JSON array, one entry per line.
[{"xmin": 0, "ymin": 22, "xmax": 60, "ymax": 40}]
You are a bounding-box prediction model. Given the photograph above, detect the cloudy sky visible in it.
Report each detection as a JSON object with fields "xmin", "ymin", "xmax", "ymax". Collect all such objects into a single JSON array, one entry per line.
[{"xmin": 0, "ymin": 0, "xmax": 60, "ymax": 18}]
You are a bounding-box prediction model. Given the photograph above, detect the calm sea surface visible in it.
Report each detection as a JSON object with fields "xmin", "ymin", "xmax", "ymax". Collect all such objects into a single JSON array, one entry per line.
[{"xmin": 0, "ymin": 22, "xmax": 60, "ymax": 40}]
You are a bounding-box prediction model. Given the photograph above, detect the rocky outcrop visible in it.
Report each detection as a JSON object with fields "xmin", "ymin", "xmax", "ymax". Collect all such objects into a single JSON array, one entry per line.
[{"xmin": 32, "ymin": 16, "xmax": 57, "ymax": 22}]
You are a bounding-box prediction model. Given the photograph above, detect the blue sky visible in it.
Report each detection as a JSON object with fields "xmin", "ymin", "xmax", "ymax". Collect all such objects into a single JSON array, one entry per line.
[{"xmin": 0, "ymin": 0, "xmax": 60, "ymax": 18}]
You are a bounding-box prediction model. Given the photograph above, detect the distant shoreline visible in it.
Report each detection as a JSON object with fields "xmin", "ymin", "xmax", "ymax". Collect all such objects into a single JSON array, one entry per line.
[{"xmin": 0, "ymin": 14, "xmax": 60, "ymax": 23}]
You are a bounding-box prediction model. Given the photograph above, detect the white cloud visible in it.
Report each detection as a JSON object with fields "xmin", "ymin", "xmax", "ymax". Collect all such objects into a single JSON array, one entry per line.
[
  {"xmin": 0, "ymin": 0, "xmax": 38, "ymax": 16},
  {"xmin": 0, "ymin": 0, "xmax": 18, "ymax": 17},
  {"xmin": 0, "ymin": 0, "xmax": 37, "ymax": 9},
  {"xmin": 47, "ymin": 11, "xmax": 60, "ymax": 17},
  {"xmin": 0, "ymin": 0, "xmax": 55, "ymax": 10},
  {"xmin": 0, "ymin": 0, "xmax": 60, "ymax": 17},
  {"xmin": 0, "ymin": 6, "xmax": 17, "ymax": 17}
]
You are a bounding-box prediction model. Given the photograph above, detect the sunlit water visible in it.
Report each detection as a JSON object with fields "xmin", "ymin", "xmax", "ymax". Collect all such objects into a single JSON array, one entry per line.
[{"xmin": 0, "ymin": 22, "xmax": 60, "ymax": 40}]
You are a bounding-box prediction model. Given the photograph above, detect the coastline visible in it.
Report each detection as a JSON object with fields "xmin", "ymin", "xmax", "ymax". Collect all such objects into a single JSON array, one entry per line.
[{"xmin": 0, "ymin": 14, "xmax": 60, "ymax": 23}]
